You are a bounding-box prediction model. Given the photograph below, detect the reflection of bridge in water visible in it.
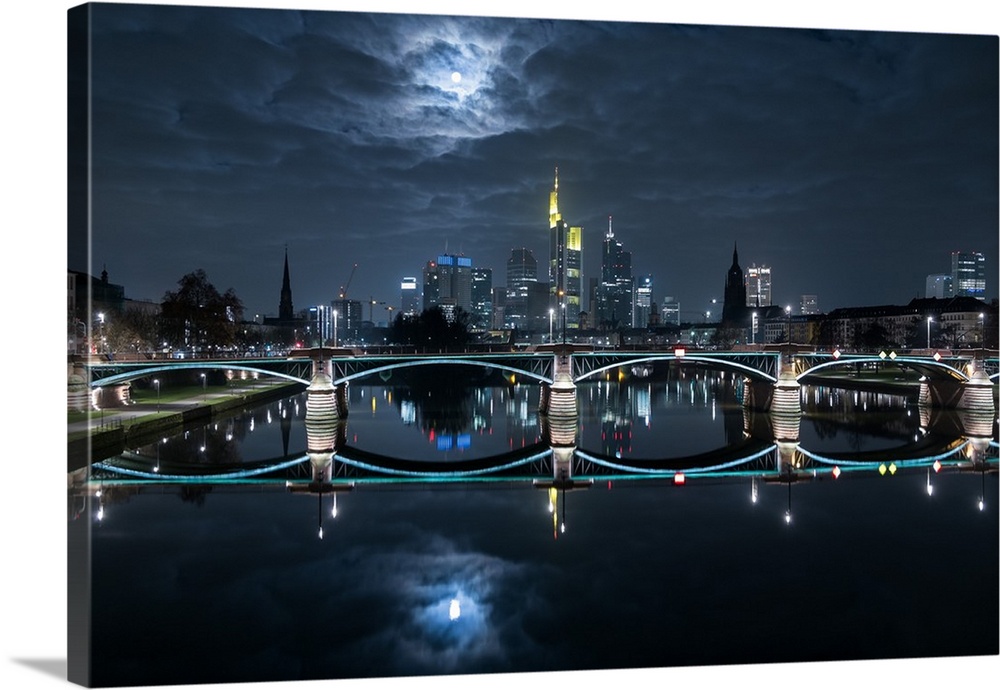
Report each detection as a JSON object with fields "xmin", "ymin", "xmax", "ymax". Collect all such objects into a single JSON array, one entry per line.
[{"xmin": 85, "ymin": 420, "xmax": 997, "ymax": 486}]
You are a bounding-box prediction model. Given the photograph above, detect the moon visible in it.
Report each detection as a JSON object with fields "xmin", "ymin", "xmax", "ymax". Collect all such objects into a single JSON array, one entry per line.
[{"xmin": 450, "ymin": 71, "xmax": 462, "ymax": 84}]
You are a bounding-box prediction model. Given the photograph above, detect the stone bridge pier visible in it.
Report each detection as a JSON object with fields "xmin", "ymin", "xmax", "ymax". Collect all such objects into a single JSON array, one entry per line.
[
  {"xmin": 539, "ymin": 349, "xmax": 578, "ymax": 420},
  {"xmin": 741, "ymin": 369, "xmax": 803, "ymax": 418},
  {"xmin": 918, "ymin": 365, "xmax": 995, "ymax": 414},
  {"xmin": 308, "ymin": 358, "xmax": 349, "ymax": 420}
]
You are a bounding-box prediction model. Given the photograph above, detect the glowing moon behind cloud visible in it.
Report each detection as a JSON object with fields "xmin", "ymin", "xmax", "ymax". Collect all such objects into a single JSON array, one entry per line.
[{"xmin": 451, "ymin": 71, "xmax": 462, "ymax": 83}]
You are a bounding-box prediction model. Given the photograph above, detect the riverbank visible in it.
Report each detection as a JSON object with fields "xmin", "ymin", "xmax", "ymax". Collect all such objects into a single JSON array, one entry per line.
[{"xmin": 68, "ymin": 381, "xmax": 305, "ymax": 471}]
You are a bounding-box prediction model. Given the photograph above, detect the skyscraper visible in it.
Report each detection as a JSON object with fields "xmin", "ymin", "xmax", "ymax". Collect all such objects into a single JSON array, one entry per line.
[
  {"xmin": 745, "ymin": 264, "xmax": 772, "ymax": 307},
  {"xmin": 505, "ymin": 247, "xmax": 537, "ymax": 330},
  {"xmin": 597, "ymin": 215, "xmax": 633, "ymax": 329},
  {"xmin": 400, "ymin": 276, "xmax": 420, "ymax": 316},
  {"xmin": 423, "ymin": 254, "xmax": 473, "ymax": 315},
  {"xmin": 635, "ymin": 274, "xmax": 653, "ymax": 328},
  {"xmin": 548, "ymin": 168, "xmax": 583, "ymax": 330},
  {"xmin": 951, "ymin": 251, "xmax": 986, "ymax": 298},
  {"xmin": 471, "ymin": 267, "xmax": 493, "ymax": 327}
]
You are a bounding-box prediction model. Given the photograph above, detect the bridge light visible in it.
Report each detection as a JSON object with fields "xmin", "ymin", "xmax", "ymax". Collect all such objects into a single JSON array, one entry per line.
[
  {"xmin": 674, "ymin": 347, "xmax": 685, "ymax": 357},
  {"xmin": 832, "ymin": 349, "xmax": 841, "ymax": 359},
  {"xmin": 673, "ymin": 473, "xmax": 686, "ymax": 485},
  {"xmin": 933, "ymin": 460, "xmax": 942, "ymax": 473},
  {"xmin": 879, "ymin": 463, "xmax": 887, "ymax": 476},
  {"xmin": 832, "ymin": 466, "xmax": 841, "ymax": 479}
]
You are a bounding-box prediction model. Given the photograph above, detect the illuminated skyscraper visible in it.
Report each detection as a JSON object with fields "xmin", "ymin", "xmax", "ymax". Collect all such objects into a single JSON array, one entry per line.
[
  {"xmin": 745, "ymin": 264, "xmax": 771, "ymax": 307},
  {"xmin": 596, "ymin": 216, "xmax": 633, "ymax": 328},
  {"xmin": 635, "ymin": 274, "xmax": 653, "ymax": 328},
  {"xmin": 505, "ymin": 247, "xmax": 537, "ymax": 329},
  {"xmin": 548, "ymin": 168, "xmax": 583, "ymax": 330},
  {"xmin": 400, "ymin": 276, "xmax": 419, "ymax": 315},
  {"xmin": 471, "ymin": 267, "xmax": 493, "ymax": 327},
  {"xmin": 423, "ymin": 254, "xmax": 473, "ymax": 313},
  {"xmin": 951, "ymin": 251, "xmax": 986, "ymax": 298}
]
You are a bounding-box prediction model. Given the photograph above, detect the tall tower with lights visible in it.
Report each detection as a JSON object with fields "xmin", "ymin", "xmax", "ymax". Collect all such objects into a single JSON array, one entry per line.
[{"xmin": 548, "ymin": 167, "xmax": 583, "ymax": 330}]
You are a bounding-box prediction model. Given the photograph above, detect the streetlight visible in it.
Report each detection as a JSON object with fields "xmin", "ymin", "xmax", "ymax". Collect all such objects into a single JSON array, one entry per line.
[
  {"xmin": 785, "ymin": 305, "xmax": 792, "ymax": 344},
  {"xmin": 97, "ymin": 312, "xmax": 105, "ymax": 354},
  {"xmin": 200, "ymin": 372, "xmax": 206, "ymax": 400},
  {"xmin": 333, "ymin": 309, "xmax": 339, "ymax": 348},
  {"xmin": 153, "ymin": 378, "xmax": 160, "ymax": 413},
  {"xmin": 548, "ymin": 308, "xmax": 554, "ymax": 343},
  {"xmin": 979, "ymin": 312, "xmax": 985, "ymax": 354},
  {"xmin": 751, "ymin": 311, "xmax": 757, "ymax": 346},
  {"xmin": 926, "ymin": 316, "xmax": 933, "ymax": 349}
]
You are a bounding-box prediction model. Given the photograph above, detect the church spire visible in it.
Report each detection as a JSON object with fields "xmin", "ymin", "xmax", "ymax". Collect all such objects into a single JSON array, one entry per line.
[{"xmin": 279, "ymin": 245, "xmax": 294, "ymax": 322}]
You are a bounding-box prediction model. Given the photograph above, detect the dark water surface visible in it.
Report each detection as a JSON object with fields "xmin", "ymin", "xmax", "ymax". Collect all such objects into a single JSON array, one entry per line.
[{"xmin": 76, "ymin": 374, "xmax": 999, "ymax": 687}]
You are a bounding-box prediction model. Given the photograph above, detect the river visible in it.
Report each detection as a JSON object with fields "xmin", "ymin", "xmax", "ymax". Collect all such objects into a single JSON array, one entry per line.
[{"xmin": 69, "ymin": 367, "xmax": 999, "ymax": 686}]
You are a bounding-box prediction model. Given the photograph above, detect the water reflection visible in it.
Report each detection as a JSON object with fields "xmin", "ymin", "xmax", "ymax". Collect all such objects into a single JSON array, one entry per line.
[{"xmin": 74, "ymin": 373, "xmax": 999, "ymax": 534}]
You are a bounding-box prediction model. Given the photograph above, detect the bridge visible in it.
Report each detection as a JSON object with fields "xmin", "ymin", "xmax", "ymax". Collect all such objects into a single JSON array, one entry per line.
[{"xmin": 77, "ymin": 346, "xmax": 998, "ymax": 418}]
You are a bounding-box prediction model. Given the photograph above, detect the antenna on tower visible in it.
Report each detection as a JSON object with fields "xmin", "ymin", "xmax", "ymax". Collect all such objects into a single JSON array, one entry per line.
[{"xmin": 607, "ymin": 215, "xmax": 613, "ymax": 238}]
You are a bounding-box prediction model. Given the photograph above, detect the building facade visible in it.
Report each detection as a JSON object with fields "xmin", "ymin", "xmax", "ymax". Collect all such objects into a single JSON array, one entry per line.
[
  {"xmin": 471, "ymin": 267, "xmax": 493, "ymax": 328},
  {"xmin": 423, "ymin": 254, "xmax": 473, "ymax": 314},
  {"xmin": 634, "ymin": 274, "xmax": 653, "ymax": 328},
  {"xmin": 951, "ymin": 251, "xmax": 986, "ymax": 298},
  {"xmin": 505, "ymin": 247, "xmax": 538, "ymax": 330},
  {"xmin": 400, "ymin": 276, "xmax": 420, "ymax": 316},
  {"xmin": 745, "ymin": 264, "xmax": 772, "ymax": 307},
  {"xmin": 596, "ymin": 215, "xmax": 634, "ymax": 329},
  {"xmin": 548, "ymin": 168, "xmax": 583, "ymax": 330}
]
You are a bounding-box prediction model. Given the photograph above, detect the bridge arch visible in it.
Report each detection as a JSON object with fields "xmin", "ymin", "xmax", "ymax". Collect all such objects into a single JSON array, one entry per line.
[
  {"xmin": 795, "ymin": 356, "xmax": 970, "ymax": 383},
  {"xmin": 573, "ymin": 354, "xmax": 778, "ymax": 384},
  {"xmin": 332, "ymin": 357, "xmax": 553, "ymax": 386},
  {"xmin": 90, "ymin": 362, "xmax": 312, "ymax": 389}
]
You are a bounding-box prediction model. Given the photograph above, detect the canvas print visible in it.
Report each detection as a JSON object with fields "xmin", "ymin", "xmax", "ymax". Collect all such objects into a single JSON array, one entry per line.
[{"xmin": 67, "ymin": 2, "xmax": 998, "ymax": 687}]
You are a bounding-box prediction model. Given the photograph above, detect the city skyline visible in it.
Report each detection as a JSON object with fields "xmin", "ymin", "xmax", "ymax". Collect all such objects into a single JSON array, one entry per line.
[{"xmin": 71, "ymin": 1, "xmax": 998, "ymax": 324}]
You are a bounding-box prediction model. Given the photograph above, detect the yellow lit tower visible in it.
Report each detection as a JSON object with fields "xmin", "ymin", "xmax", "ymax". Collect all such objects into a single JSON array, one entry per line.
[{"xmin": 548, "ymin": 167, "xmax": 583, "ymax": 331}]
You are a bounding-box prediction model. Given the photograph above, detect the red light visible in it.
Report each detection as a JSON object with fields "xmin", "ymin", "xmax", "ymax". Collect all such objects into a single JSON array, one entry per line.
[
  {"xmin": 832, "ymin": 466, "xmax": 841, "ymax": 479},
  {"xmin": 607, "ymin": 481, "xmax": 612, "ymax": 490},
  {"xmin": 429, "ymin": 429, "xmax": 436, "ymax": 442},
  {"xmin": 674, "ymin": 473, "xmax": 686, "ymax": 485}
]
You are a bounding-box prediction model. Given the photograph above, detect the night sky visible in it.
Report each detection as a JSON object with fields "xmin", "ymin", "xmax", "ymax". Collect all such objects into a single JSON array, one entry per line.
[{"xmin": 74, "ymin": 1, "xmax": 999, "ymax": 322}]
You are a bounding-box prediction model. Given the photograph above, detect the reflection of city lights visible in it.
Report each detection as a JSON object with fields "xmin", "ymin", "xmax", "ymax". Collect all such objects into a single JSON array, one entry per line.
[
  {"xmin": 784, "ymin": 511, "xmax": 791, "ymax": 525},
  {"xmin": 979, "ymin": 499, "xmax": 985, "ymax": 512}
]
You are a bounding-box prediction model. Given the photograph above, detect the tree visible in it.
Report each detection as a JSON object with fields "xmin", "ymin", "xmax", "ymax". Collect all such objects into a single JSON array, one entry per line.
[
  {"xmin": 390, "ymin": 307, "xmax": 471, "ymax": 351},
  {"xmin": 160, "ymin": 269, "xmax": 244, "ymax": 352}
]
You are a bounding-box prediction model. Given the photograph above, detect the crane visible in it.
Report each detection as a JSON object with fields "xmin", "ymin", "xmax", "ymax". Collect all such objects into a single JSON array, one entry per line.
[
  {"xmin": 339, "ymin": 263, "xmax": 358, "ymax": 300},
  {"xmin": 368, "ymin": 296, "xmax": 387, "ymax": 323}
]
